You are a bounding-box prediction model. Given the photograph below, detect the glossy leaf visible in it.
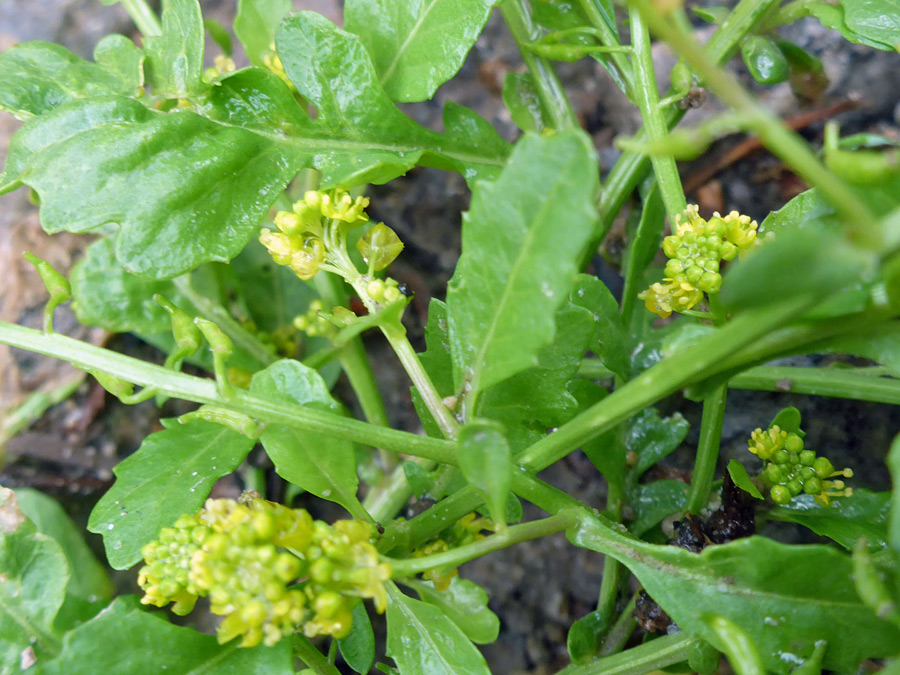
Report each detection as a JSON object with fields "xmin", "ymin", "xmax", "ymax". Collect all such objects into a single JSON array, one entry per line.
[
  {"xmin": 0, "ymin": 492, "xmax": 67, "ymax": 669},
  {"xmin": 276, "ymin": 12, "xmax": 510, "ymax": 186},
  {"xmin": 625, "ymin": 408, "xmax": 689, "ymax": 483},
  {"xmin": 458, "ymin": 420, "xmax": 512, "ymax": 529},
  {"xmin": 14, "ymin": 489, "xmax": 112, "ymax": 629},
  {"xmin": 0, "ymin": 41, "xmax": 137, "ymax": 119},
  {"xmin": 409, "ymin": 577, "xmax": 500, "ymax": 645},
  {"xmin": 768, "ymin": 490, "xmax": 891, "ymax": 551},
  {"xmin": 251, "ymin": 360, "xmax": 360, "ymax": 511},
  {"xmin": 38, "ymin": 596, "xmax": 293, "ymax": 674},
  {"xmin": 385, "ymin": 585, "xmax": 490, "ymax": 675},
  {"xmin": 3, "ymin": 96, "xmax": 302, "ymax": 278},
  {"xmin": 810, "ymin": 0, "xmax": 900, "ymax": 50},
  {"xmin": 88, "ymin": 419, "xmax": 253, "ymax": 569},
  {"xmin": 445, "ymin": 130, "xmax": 598, "ymax": 399},
  {"xmin": 567, "ymin": 608, "xmax": 612, "ymax": 663},
  {"xmin": 571, "ymin": 513, "xmax": 900, "ymax": 673},
  {"xmin": 726, "ymin": 460, "xmax": 763, "ymax": 500},
  {"xmin": 338, "ymin": 602, "xmax": 376, "ymax": 674},
  {"xmin": 93, "ymin": 34, "xmax": 144, "ymax": 95},
  {"xmin": 629, "ymin": 479, "xmax": 689, "ymax": 535},
  {"xmin": 144, "ymin": 0, "xmax": 206, "ymax": 99},
  {"xmin": 576, "ymin": 273, "xmax": 630, "ymax": 380},
  {"xmin": 502, "ymin": 72, "xmax": 543, "ymax": 133},
  {"xmin": 234, "ymin": 0, "xmax": 291, "ymax": 66},
  {"xmin": 740, "ymin": 36, "xmax": 789, "ymax": 85},
  {"xmin": 811, "ymin": 322, "xmax": 900, "ymax": 378},
  {"xmin": 345, "ymin": 0, "xmax": 494, "ymax": 102}
]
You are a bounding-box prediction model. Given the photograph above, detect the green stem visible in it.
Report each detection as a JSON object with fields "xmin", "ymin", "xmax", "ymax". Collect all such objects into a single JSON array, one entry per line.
[
  {"xmin": 517, "ymin": 296, "xmax": 814, "ymax": 474},
  {"xmin": 629, "ymin": 0, "xmax": 879, "ymax": 244},
  {"xmin": 0, "ymin": 372, "xmax": 84, "ymax": 447},
  {"xmin": 598, "ymin": 592, "xmax": 638, "ymax": 657},
  {"xmin": 500, "ymin": 0, "xmax": 580, "ymax": 130},
  {"xmin": 363, "ymin": 459, "xmax": 436, "ymax": 523},
  {"xmin": 0, "ymin": 321, "xmax": 457, "ymax": 464},
  {"xmin": 385, "ymin": 512, "xmax": 577, "ymax": 577},
  {"xmin": 556, "ymin": 634, "xmax": 697, "ymax": 675},
  {"xmin": 585, "ymin": 0, "xmax": 783, "ymax": 261},
  {"xmin": 759, "ymin": 0, "xmax": 814, "ymax": 30},
  {"xmin": 730, "ymin": 366, "xmax": 900, "ymax": 405},
  {"xmin": 293, "ymin": 635, "xmax": 341, "ymax": 675},
  {"xmin": 575, "ymin": 0, "xmax": 635, "ymax": 96},
  {"xmin": 121, "ymin": 0, "xmax": 162, "ymax": 36},
  {"xmin": 685, "ymin": 383, "xmax": 728, "ymax": 513},
  {"xmin": 629, "ymin": 7, "xmax": 687, "ymax": 224},
  {"xmin": 172, "ymin": 277, "xmax": 276, "ymax": 367}
]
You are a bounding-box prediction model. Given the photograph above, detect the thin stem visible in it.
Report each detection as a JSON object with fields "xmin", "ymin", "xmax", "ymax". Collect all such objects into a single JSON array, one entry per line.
[
  {"xmin": 575, "ymin": 0, "xmax": 635, "ymax": 96},
  {"xmin": 173, "ymin": 277, "xmax": 276, "ymax": 367},
  {"xmin": 363, "ymin": 459, "xmax": 436, "ymax": 523},
  {"xmin": 730, "ymin": 366, "xmax": 900, "ymax": 405},
  {"xmin": 598, "ymin": 593, "xmax": 638, "ymax": 657},
  {"xmin": 629, "ymin": 0, "xmax": 880, "ymax": 245},
  {"xmin": 685, "ymin": 383, "xmax": 728, "ymax": 513},
  {"xmin": 121, "ymin": 0, "xmax": 162, "ymax": 37},
  {"xmin": 629, "ymin": 6, "xmax": 687, "ymax": 224},
  {"xmin": 385, "ymin": 512, "xmax": 577, "ymax": 577},
  {"xmin": 500, "ymin": 0, "xmax": 580, "ymax": 130},
  {"xmin": 556, "ymin": 634, "xmax": 696, "ymax": 675},
  {"xmin": 0, "ymin": 321, "xmax": 457, "ymax": 464},
  {"xmin": 293, "ymin": 635, "xmax": 341, "ymax": 675},
  {"xmin": 0, "ymin": 372, "xmax": 84, "ymax": 446}
]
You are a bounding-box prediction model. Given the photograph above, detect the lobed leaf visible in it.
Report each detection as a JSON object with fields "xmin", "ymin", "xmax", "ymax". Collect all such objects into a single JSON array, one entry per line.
[
  {"xmin": 345, "ymin": 0, "xmax": 495, "ymax": 102},
  {"xmin": 93, "ymin": 35, "xmax": 144, "ymax": 95},
  {"xmin": 251, "ymin": 360, "xmax": 360, "ymax": 512},
  {"xmin": 144, "ymin": 0, "xmax": 206, "ymax": 99},
  {"xmin": 445, "ymin": 130, "xmax": 599, "ymax": 401},
  {"xmin": 571, "ymin": 513, "xmax": 900, "ymax": 673},
  {"xmin": 408, "ymin": 577, "xmax": 500, "ymax": 645},
  {"xmin": 385, "ymin": 584, "xmax": 490, "ymax": 675},
  {"xmin": 38, "ymin": 596, "xmax": 294, "ymax": 674},
  {"xmin": 88, "ymin": 419, "xmax": 254, "ymax": 569}
]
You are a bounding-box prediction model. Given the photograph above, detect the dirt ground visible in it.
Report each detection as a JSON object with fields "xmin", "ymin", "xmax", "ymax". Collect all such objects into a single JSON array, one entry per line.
[{"xmin": 2, "ymin": 2, "xmax": 900, "ymax": 672}]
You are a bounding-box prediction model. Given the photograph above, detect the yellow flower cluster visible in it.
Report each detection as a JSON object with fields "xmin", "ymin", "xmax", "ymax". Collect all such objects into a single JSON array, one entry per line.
[
  {"xmin": 262, "ymin": 43, "xmax": 292, "ymax": 89},
  {"xmin": 411, "ymin": 513, "xmax": 493, "ymax": 590},
  {"xmin": 749, "ymin": 426, "xmax": 853, "ymax": 506},
  {"xmin": 639, "ymin": 205, "xmax": 758, "ymax": 318},
  {"xmin": 138, "ymin": 494, "xmax": 390, "ymax": 648}
]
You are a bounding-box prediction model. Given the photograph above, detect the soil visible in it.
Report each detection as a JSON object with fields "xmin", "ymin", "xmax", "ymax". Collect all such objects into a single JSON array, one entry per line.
[{"xmin": 2, "ymin": 2, "xmax": 900, "ymax": 673}]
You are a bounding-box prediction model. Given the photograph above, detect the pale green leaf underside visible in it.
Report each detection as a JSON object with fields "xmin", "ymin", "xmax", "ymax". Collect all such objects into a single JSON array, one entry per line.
[
  {"xmin": 345, "ymin": 0, "xmax": 495, "ymax": 102},
  {"xmin": 88, "ymin": 420, "xmax": 253, "ymax": 569},
  {"xmin": 446, "ymin": 130, "xmax": 599, "ymax": 398}
]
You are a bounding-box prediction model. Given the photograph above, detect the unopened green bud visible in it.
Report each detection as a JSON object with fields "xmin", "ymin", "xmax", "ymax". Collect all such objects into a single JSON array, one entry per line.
[
  {"xmin": 771, "ymin": 485, "xmax": 792, "ymax": 505},
  {"xmin": 194, "ymin": 318, "xmax": 233, "ymax": 357},
  {"xmin": 154, "ymin": 295, "xmax": 202, "ymax": 356},
  {"xmin": 799, "ymin": 449, "xmax": 816, "ymax": 466},
  {"xmin": 785, "ymin": 433, "xmax": 804, "ymax": 453},
  {"xmin": 803, "ymin": 476, "xmax": 822, "ymax": 494},
  {"xmin": 698, "ymin": 271, "xmax": 722, "ymax": 293},
  {"xmin": 787, "ymin": 479, "xmax": 803, "ymax": 496},
  {"xmin": 813, "ymin": 456, "xmax": 835, "ymax": 478}
]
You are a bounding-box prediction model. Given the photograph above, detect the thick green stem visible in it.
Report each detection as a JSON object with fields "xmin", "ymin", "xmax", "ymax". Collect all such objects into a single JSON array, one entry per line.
[
  {"xmin": 121, "ymin": 0, "xmax": 162, "ymax": 36},
  {"xmin": 293, "ymin": 635, "xmax": 341, "ymax": 675},
  {"xmin": 385, "ymin": 511, "xmax": 577, "ymax": 577},
  {"xmin": 500, "ymin": 0, "xmax": 580, "ymax": 130},
  {"xmin": 173, "ymin": 277, "xmax": 276, "ymax": 367},
  {"xmin": 685, "ymin": 383, "xmax": 728, "ymax": 513},
  {"xmin": 0, "ymin": 321, "xmax": 456, "ymax": 464},
  {"xmin": 586, "ymin": 0, "xmax": 783, "ymax": 261},
  {"xmin": 575, "ymin": 0, "xmax": 635, "ymax": 96},
  {"xmin": 629, "ymin": 0, "xmax": 879, "ymax": 244},
  {"xmin": 556, "ymin": 634, "xmax": 696, "ymax": 675},
  {"xmin": 629, "ymin": 7, "xmax": 687, "ymax": 223},
  {"xmin": 730, "ymin": 366, "xmax": 900, "ymax": 405}
]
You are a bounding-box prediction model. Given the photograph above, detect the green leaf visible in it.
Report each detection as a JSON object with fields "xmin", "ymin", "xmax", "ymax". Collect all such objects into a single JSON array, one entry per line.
[
  {"xmin": 625, "ymin": 408, "xmax": 689, "ymax": 484},
  {"xmin": 501, "ymin": 72, "xmax": 543, "ymax": 133},
  {"xmin": 345, "ymin": 0, "xmax": 494, "ymax": 102},
  {"xmin": 14, "ymin": 489, "xmax": 112, "ymax": 629},
  {"xmin": 726, "ymin": 460, "xmax": 763, "ymax": 500},
  {"xmin": 629, "ymin": 480, "xmax": 689, "ymax": 536},
  {"xmin": 338, "ymin": 602, "xmax": 376, "ymax": 674},
  {"xmin": 740, "ymin": 35, "xmax": 789, "ymax": 85},
  {"xmin": 234, "ymin": 0, "xmax": 291, "ymax": 66},
  {"xmin": 0, "ymin": 41, "xmax": 137, "ymax": 119},
  {"xmin": 385, "ymin": 585, "xmax": 490, "ymax": 675},
  {"xmin": 204, "ymin": 19, "xmax": 233, "ymax": 56},
  {"xmin": 38, "ymin": 596, "xmax": 294, "ymax": 674},
  {"xmin": 567, "ymin": 608, "xmax": 612, "ymax": 663},
  {"xmin": 87, "ymin": 419, "xmax": 254, "ymax": 569},
  {"xmin": 93, "ymin": 34, "xmax": 144, "ymax": 95},
  {"xmin": 810, "ymin": 322, "xmax": 900, "ymax": 378},
  {"xmin": 408, "ymin": 577, "xmax": 500, "ymax": 645},
  {"xmin": 251, "ymin": 360, "xmax": 360, "ymax": 511},
  {"xmin": 445, "ymin": 130, "xmax": 598, "ymax": 399},
  {"xmin": 0, "ymin": 490, "xmax": 66, "ymax": 668},
  {"xmin": 890, "ymin": 433, "xmax": 900, "ymax": 551},
  {"xmin": 4, "ymin": 95, "xmax": 301, "ymax": 279},
  {"xmin": 571, "ymin": 513, "xmax": 900, "ymax": 673},
  {"xmin": 692, "ymin": 6, "xmax": 731, "ymax": 23},
  {"xmin": 457, "ymin": 420, "xmax": 512, "ymax": 529},
  {"xmin": 478, "ymin": 281, "xmax": 598, "ymax": 437},
  {"xmin": 621, "ymin": 185, "xmax": 665, "ymax": 332},
  {"xmin": 71, "ymin": 237, "xmax": 180, "ymax": 334},
  {"xmin": 575, "ymin": 274, "xmax": 630, "ymax": 380},
  {"xmin": 144, "ymin": 0, "xmax": 206, "ymax": 99},
  {"xmin": 276, "ymin": 12, "xmax": 510, "ymax": 187},
  {"xmin": 768, "ymin": 490, "xmax": 891, "ymax": 551},
  {"xmin": 769, "ymin": 406, "xmax": 804, "ymax": 436},
  {"xmin": 814, "ymin": 0, "xmax": 900, "ymax": 50}
]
